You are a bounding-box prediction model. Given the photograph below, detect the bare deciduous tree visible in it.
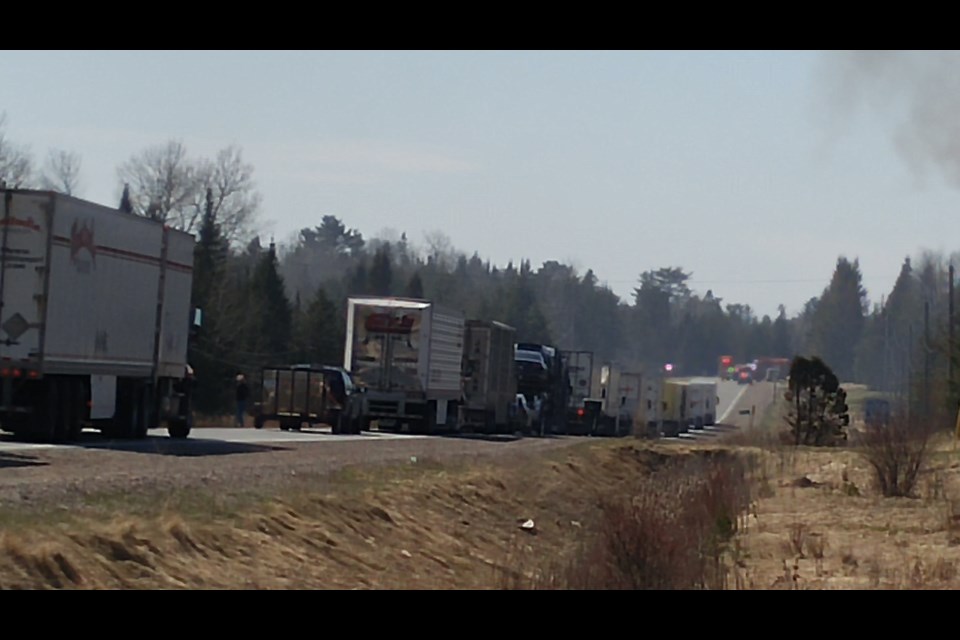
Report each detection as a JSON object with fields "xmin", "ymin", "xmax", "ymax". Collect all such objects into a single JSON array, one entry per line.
[
  {"xmin": 117, "ymin": 141, "xmax": 261, "ymax": 248},
  {"xmin": 422, "ymin": 230, "xmax": 457, "ymax": 270},
  {"xmin": 0, "ymin": 112, "xmax": 34, "ymax": 188},
  {"xmin": 40, "ymin": 149, "xmax": 82, "ymax": 196},
  {"xmin": 195, "ymin": 146, "xmax": 261, "ymax": 247},
  {"xmin": 116, "ymin": 140, "xmax": 200, "ymax": 228}
]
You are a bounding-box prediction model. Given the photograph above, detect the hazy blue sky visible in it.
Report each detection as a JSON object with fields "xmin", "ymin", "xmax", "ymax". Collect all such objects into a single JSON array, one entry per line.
[{"xmin": 3, "ymin": 50, "xmax": 958, "ymax": 319}]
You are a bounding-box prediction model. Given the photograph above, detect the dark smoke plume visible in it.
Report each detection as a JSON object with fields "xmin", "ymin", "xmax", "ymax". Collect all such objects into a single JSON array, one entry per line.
[{"xmin": 819, "ymin": 50, "xmax": 960, "ymax": 188}]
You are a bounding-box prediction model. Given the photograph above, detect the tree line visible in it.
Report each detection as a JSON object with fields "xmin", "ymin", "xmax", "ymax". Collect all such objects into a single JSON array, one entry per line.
[{"xmin": 2, "ymin": 118, "xmax": 954, "ymax": 419}]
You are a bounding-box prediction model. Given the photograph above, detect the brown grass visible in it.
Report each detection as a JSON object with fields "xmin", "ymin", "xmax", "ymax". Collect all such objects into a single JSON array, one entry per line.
[
  {"xmin": 6, "ymin": 399, "xmax": 960, "ymax": 590},
  {"xmin": 732, "ymin": 429, "xmax": 960, "ymax": 589},
  {"xmin": 0, "ymin": 439, "xmax": 709, "ymax": 589},
  {"xmin": 853, "ymin": 418, "xmax": 935, "ymax": 498},
  {"xmin": 503, "ymin": 449, "xmax": 760, "ymax": 589}
]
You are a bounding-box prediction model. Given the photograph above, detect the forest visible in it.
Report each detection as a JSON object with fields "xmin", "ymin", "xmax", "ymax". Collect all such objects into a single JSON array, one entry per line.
[{"xmin": 2, "ymin": 127, "xmax": 956, "ymax": 419}]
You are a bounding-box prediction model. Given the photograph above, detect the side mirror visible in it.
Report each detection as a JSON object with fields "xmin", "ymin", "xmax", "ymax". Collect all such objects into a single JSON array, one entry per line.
[{"xmin": 190, "ymin": 307, "xmax": 203, "ymax": 337}]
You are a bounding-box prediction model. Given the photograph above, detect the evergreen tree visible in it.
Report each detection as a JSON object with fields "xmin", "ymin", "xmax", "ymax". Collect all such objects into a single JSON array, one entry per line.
[
  {"xmin": 405, "ymin": 271, "xmax": 424, "ymax": 298},
  {"xmin": 187, "ymin": 187, "xmax": 232, "ymax": 413},
  {"xmin": 809, "ymin": 257, "xmax": 867, "ymax": 381},
  {"xmin": 295, "ymin": 286, "xmax": 344, "ymax": 366},
  {"xmin": 248, "ymin": 241, "xmax": 293, "ymax": 361},
  {"xmin": 369, "ymin": 243, "xmax": 394, "ymax": 296},
  {"xmin": 119, "ymin": 183, "xmax": 133, "ymax": 213}
]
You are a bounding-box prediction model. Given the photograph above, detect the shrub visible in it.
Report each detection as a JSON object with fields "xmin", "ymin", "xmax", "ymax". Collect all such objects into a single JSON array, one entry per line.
[
  {"xmin": 856, "ymin": 416, "xmax": 934, "ymax": 498},
  {"xmin": 510, "ymin": 451, "xmax": 757, "ymax": 590}
]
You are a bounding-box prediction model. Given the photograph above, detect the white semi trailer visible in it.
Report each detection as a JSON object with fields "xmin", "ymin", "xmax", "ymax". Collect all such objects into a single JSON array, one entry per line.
[
  {"xmin": 0, "ymin": 189, "xmax": 200, "ymax": 442},
  {"xmin": 344, "ymin": 296, "xmax": 465, "ymax": 433}
]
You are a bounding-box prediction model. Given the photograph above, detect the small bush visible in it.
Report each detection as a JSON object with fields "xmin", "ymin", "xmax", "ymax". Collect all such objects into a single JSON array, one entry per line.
[
  {"xmin": 508, "ymin": 451, "xmax": 757, "ymax": 590},
  {"xmin": 856, "ymin": 417, "xmax": 934, "ymax": 498}
]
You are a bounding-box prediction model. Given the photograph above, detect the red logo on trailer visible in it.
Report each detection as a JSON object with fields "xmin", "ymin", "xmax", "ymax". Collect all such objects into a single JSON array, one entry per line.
[
  {"xmin": 0, "ymin": 216, "xmax": 41, "ymax": 232},
  {"xmin": 364, "ymin": 313, "xmax": 415, "ymax": 334},
  {"xmin": 70, "ymin": 218, "xmax": 96, "ymax": 269}
]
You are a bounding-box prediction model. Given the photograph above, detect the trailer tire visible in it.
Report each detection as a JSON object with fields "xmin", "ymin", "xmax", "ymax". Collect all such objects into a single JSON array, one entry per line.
[
  {"xmin": 168, "ymin": 418, "xmax": 190, "ymax": 439},
  {"xmin": 34, "ymin": 379, "xmax": 60, "ymax": 443},
  {"xmin": 63, "ymin": 378, "xmax": 84, "ymax": 442}
]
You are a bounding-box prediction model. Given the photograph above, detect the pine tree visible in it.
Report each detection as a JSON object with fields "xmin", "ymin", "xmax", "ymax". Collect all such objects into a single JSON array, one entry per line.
[
  {"xmin": 369, "ymin": 243, "xmax": 393, "ymax": 296},
  {"xmin": 294, "ymin": 287, "xmax": 344, "ymax": 366},
  {"xmin": 405, "ymin": 271, "xmax": 424, "ymax": 298},
  {"xmin": 187, "ymin": 187, "xmax": 232, "ymax": 413},
  {"xmin": 119, "ymin": 183, "xmax": 133, "ymax": 213},
  {"xmin": 248, "ymin": 241, "xmax": 293, "ymax": 361}
]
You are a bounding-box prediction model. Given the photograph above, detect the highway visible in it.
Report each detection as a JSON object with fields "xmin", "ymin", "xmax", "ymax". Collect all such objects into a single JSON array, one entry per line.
[{"xmin": 0, "ymin": 377, "xmax": 758, "ymax": 454}]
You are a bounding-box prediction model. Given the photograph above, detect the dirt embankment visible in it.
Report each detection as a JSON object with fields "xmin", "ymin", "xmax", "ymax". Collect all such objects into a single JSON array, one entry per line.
[{"xmin": 0, "ymin": 438, "xmax": 701, "ymax": 589}]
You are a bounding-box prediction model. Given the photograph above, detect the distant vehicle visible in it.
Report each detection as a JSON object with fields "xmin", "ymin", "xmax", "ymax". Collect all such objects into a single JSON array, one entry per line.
[
  {"xmin": 660, "ymin": 378, "xmax": 689, "ymax": 437},
  {"xmin": 718, "ymin": 355, "xmax": 735, "ymax": 379},
  {"xmin": 688, "ymin": 377, "xmax": 719, "ymax": 426},
  {"xmin": 252, "ymin": 364, "xmax": 363, "ymax": 433},
  {"xmin": 514, "ymin": 349, "xmax": 549, "ymax": 387},
  {"xmin": 638, "ymin": 375, "xmax": 663, "ymax": 438},
  {"xmin": 514, "ymin": 342, "xmax": 570, "ymax": 434},
  {"xmin": 864, "ymin": 397, "xmax": 891, "ymax": 428},
  {"xmin": 561, "ymin": 350, "xmax": 594, "ymax": 434}
]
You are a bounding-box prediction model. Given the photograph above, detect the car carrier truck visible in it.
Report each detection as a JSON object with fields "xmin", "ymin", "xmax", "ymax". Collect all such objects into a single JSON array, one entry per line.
[
  {"xmin": 344, "ymin": 296, "xmax": 465, "ymax": 433},
  {"xmin": 0, "ymin": 188, "xmax": 199, "ymax": 442}
]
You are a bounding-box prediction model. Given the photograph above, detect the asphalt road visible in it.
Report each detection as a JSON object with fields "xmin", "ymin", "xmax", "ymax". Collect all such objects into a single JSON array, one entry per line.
[
  {"xmin": 0, "ymin": 424, "xmax": 429, "ymax": 453},
  {"xmin": 0, "ymin": 376, "xmax": 756, "ymax": 453}
]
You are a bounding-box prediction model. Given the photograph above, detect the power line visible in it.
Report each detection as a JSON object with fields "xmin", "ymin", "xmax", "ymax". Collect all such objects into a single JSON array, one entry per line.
[{"xmin": 599, "ymin": 276, "xmax": 900, "ymax": 285}]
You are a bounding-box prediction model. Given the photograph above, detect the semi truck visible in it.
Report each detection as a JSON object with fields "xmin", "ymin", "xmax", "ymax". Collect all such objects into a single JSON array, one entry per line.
[
  {"xmin": 661, "ymin": 378, "xmax": 690, "ymax": 437},
  {"xmin": 344, "ymin": 295, "xmax": 465, "ymax": 433},
  {"xmin": 515, "ymin": 342, "xmax": 569, "ymax": 434},
  {"xmin": 586, "ymin": 362, "xmax": 642, "ymax": 437},
  {"xmin": 637, "ymin": 374, "xmax": 663, "ymax": 438},
  {"xmin": 459, "ymin": 319, "xmax": 517, "ymax": 433},
  {"xmin": 689, "ymin": 377, "xmax": 719, "ymax": 426},
  {"xmin": 561, "ymin": 349, "xmax": 594, "ymax": 434},
  {"xmin": 0, "ymin": 188, "xmax": 199, "ymax": 443}
]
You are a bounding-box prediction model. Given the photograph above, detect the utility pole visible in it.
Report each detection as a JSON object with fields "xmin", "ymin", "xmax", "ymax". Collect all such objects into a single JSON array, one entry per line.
[
  {"xmin": 882, "ymin": 294, "xmax": 889, "ymax": 394},
  {"xmin": 924, "ymin": 300, "xmax": 931, "ymax": 421},
  {"xmin": 909, "ymin": 321, "xmax": 916, "ymax": 426},
  {"xmin": 950, "ymin": 263, "xmax": 955, "ymax": 401}
]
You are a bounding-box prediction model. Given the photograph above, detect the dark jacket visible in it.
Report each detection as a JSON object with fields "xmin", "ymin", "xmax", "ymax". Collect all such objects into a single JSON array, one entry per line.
[{"xmin": 236, "ymin": 380, "xmax": 249, "ymax": 402}]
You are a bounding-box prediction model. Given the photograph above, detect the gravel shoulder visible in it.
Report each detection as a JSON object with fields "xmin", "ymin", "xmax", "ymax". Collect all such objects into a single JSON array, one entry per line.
[{"xmin": 0, "ymin": 431, "xmax": 583, "ymax": 512}]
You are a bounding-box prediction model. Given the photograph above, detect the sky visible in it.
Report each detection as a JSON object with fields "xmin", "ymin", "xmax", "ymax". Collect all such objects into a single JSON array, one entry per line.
[{"xmin": 2, "ymin": 50, "xmax": 960, "ymax": 320}]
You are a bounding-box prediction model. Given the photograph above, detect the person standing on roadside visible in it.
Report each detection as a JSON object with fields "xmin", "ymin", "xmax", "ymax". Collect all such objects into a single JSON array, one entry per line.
[{"xmin": 235, "ymin": 373, "xmax": 249, "ymax": 428}]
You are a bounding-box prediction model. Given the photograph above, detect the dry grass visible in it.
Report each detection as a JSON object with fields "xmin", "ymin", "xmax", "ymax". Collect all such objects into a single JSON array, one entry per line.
[
  {"xmin": 853, "ymin": 418, "xmax": 935, "ymax": 498},
  {"xmin": 6, "ymin": 392, "xmax": 960, "ymax": 590},
  {"xmin": 734, "ymin": 429, "xmax": 960, "ymax": 589},
  {"xmin": 502, "ymin": 448, "xmax": 761, "ymax": 589},
  {"xmin": 0, "ymin": 439, "xmax": 703, "ymax": 589}
]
